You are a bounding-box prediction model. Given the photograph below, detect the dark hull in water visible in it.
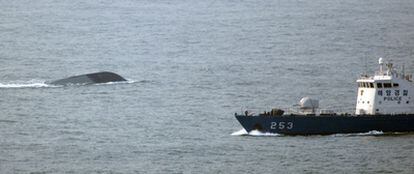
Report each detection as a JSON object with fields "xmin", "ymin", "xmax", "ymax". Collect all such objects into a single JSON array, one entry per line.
[
  {"xmin": 235, "ymin": 114, "xmax": 414, "ymax": 135},
  {"xmin": 50, "ymin": 71, "xmax": 126, "ymax": 86}
]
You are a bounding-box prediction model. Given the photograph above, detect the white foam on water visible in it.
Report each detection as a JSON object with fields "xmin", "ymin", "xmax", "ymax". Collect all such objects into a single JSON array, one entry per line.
[
  {"xmin": 249, "ymin": 130, "xmax": 282, "ymax": 137},
  {"xmin": 94, "ymin": 79, "xmax": 140, "ymax": 86},
  {"xmin": 332, "ymin": 130, "xmax": 385, "ymax": 137},
  {"xmin": 231, "ymin": 129, "xmax": 282, "ymax": 137},
  {"xmin": 232, "ymin": 129, "xmax": 391, "ymax": 137},
  {"xmin": 231, "ymin": 129, "xmax": 248, "ymax": 136},
  {"xmin": 0, "ymin": 80, "xmax": 51, "ymax": 89},
  {"xmin": 357, "ymin": 130, "xmax": 384, "ymax": 136},
  {"xmin": 0, "ymin": 79, "xmax": 140, "ymax": 89}
]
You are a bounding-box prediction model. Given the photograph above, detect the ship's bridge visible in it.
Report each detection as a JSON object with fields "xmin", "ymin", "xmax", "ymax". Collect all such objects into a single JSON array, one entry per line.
[{"xmin": 356, "ymin": 58, "xmax": 414, "ymax": 115}]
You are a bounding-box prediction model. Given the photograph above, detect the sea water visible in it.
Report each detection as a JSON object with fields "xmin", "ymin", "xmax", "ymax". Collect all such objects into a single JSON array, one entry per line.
[{"xmin": 1, "ymin": 0, "xmax": 414, "ymax": 173}]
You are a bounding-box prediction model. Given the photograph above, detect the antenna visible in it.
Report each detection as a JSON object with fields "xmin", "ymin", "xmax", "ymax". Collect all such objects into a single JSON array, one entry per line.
[
  {"xmin": 379, "ymin": 57, "xmax": 384, "ymax": 74},
  {"xmin": 363, "ymin": 57, "xmax": 368, "ymax": 76},
  {"xmin": 402, "ymin": 64, "xmax": 405, "ymax": 78}
]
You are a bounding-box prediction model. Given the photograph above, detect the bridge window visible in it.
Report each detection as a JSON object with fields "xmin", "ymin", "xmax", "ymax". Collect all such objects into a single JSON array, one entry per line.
[
  {"xmin": 393, "ymin": 83, "xmax": 399, "ymax": 87},
  {"xmin": 369, "ymin": 83, "xmax": 374, "ymax": 88},
  {"xmin": 377, "ymin": 83, "xmax": 383, "ymax": 88},
  {"xmin": 403, "ymin": 90, "xmax": 408, "ymax": 96},
  {"xmin": 384, "ymin": 83, "xmax": 392, "ymax": 88}
]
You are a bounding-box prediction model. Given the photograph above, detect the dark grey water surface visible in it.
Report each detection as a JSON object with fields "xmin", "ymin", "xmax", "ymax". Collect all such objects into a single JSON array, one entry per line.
[{"xmin": 1, "ymin": 0, "xmax": 414, "ymax": 173}]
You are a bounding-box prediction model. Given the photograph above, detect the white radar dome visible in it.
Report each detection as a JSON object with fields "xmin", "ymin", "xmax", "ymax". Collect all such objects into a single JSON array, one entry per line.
[{"xmin": 299, "ymin": 97, "xmax": 319, "ymax": 109}]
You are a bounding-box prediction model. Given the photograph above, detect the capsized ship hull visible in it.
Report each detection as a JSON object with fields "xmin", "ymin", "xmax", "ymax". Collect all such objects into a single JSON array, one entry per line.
[{"xmin": 235, "ymin": 115, "xmax": 414, "ymax": 135}]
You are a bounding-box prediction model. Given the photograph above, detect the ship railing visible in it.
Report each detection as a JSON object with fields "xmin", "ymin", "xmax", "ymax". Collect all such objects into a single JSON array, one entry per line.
[
  {"xmin": 236, "ymin": 106, "xmax": 292, "ymax": 116},
  {"xmin": 374, "ymin": 71, "xmax": 387, "ymax": 76},
  {"xmin": 374, "ymin": 70, "xmax": 413, "ymax": 82},
  {"xmin": 236, "ymin": 106, "xmax": 354, "ymax": 116},
  {"xmin": 235, "ymin": 107, "xmax": 351, "ymax": 116}
]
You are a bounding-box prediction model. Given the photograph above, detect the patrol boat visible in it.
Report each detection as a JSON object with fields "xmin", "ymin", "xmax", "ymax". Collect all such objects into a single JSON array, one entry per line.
[{"xmin": 235, "ymin": 58, "xmax": 414, "ymax": 135}]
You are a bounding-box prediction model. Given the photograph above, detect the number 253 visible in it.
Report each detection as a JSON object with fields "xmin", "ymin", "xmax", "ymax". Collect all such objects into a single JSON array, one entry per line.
[{"xmin": 270, "ymin": 122, "xmax": 293, "ymax": 129}]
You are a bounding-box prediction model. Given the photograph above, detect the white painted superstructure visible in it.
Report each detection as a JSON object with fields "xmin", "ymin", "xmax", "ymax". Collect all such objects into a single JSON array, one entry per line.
[{"xmin": 356, "ymin": 58, "xmax": 414, "ymax": 115}]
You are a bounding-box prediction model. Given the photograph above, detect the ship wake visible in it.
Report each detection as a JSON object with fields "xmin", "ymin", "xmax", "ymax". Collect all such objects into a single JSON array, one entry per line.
[
  {"xmin": 231, "ymin": 129, "xmax": 282, "ymax": 137},
  {"xmin": 231, "ymin": 129, "xmax": 407, "ymax": 137},
  {"xmin": 0, "ymin": 80, "xmax": 51, "ymax": 88},
  {"xmin": 331, "ymin": 130, "xmax": 411, "ymax": 137},
  {"xmin": 0, "ymin": 79, "xmax": 139, "ymax": 89}
]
